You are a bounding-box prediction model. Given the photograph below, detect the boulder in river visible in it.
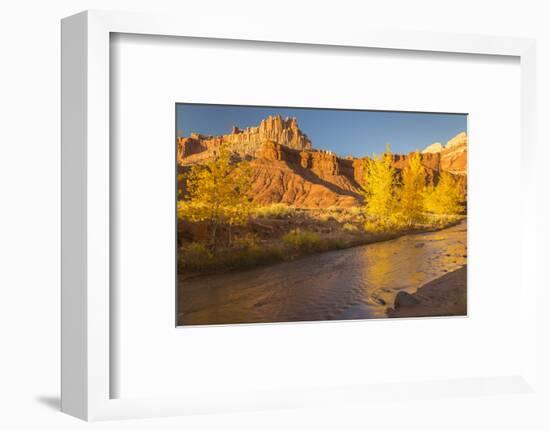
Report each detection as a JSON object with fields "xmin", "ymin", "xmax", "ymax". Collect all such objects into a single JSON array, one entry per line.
[{"xmin": 393, "ymin": 291, "xmax": 421, "ymax": 309}]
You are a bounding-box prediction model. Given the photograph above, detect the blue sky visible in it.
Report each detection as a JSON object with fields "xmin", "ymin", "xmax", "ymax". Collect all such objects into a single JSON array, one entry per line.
[{"xmin": 176, "ymin": 104, "xmax": 467, "ymax": 157}]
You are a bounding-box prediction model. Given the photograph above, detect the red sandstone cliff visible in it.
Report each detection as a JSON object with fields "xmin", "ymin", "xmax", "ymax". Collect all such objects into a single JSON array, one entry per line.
[
  {"xmin": 422, "ymin": 131, "xmax": 467, "ymax": 175},
  {"xmin": 178, "ymin": 114, "xmax": 312, "ymax": 165},
  {"xmin": 178, "ymin": 116, "xmax": 467, "ymax": 208}
]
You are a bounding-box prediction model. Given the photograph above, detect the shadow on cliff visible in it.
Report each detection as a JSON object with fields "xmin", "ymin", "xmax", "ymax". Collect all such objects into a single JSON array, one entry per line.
[{"xmin": 281, "ymin": 158, "xmax": 364, "ymax": 201}]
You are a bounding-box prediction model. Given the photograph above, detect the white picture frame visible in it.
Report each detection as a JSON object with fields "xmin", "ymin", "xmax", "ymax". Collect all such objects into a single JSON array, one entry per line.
[{"xmin": 61, "ymin": 9, "xmax": 539, "ymax": 421}]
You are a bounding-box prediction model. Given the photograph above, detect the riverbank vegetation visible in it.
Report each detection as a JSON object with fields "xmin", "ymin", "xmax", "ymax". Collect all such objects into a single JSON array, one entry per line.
[
  {"xmin": 362, "ymin": 146, "xmax": 465, "ymax": 231},
  {"xmin": 178, "ymin": 145, "xmax": 466, "ymax": 274}
]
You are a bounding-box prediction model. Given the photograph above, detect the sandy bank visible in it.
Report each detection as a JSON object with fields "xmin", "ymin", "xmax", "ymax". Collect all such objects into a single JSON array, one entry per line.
[{"xmin": 387, "ymin": 265, "xmax": 467, "ymax": 318}]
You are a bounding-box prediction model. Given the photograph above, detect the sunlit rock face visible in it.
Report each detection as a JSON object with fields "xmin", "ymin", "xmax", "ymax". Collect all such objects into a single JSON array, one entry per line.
[
  {"xmin": 177, "ymin": 115, "xmax": 312, "ymax": 165},
  {"xmin": 178, "ymin": 116, "xmax": 467, "ymax": 207},
  {"xmin": 251, "ymin": 141, "xmax": 363, "ymax": 208},
  {"xmin": 445, "ymin": 132, "xmax": 467, "ymax": 150},
  {"xmin": 422, "ymin": 142, "xmax": 443, "ymax": 154},
  {"xmin": 420, "ymin": 132, "xmax": 468, "ymax": 175},
  {"xmin": 440, "ymin": 132, "xmax": 467, "ymax": 175}
]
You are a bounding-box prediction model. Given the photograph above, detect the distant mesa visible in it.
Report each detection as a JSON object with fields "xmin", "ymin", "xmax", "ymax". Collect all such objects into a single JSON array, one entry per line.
[
  {"xmin": 421, "ymin": 131, "xmax": 467, "ymax": 175},
  {"xmin": 422, "ymin": 142, "xmax": 444, "ymax": 154},
  {"xmin": 446, "ymin": 131, "xmax": 467, "ymax": 150},
  {"xmin": 177, "ymin": 114, "xmax": 312, "ymax": 164},
  {"xmin": 177, "ymin": 115, "xmax": 467, "ymax": 208}
]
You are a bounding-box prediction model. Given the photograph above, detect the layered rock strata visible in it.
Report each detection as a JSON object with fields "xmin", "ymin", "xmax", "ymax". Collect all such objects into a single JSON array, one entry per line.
[{"xmin": 177, "ymin": 116, "xmax": 467, "ymax": 208}]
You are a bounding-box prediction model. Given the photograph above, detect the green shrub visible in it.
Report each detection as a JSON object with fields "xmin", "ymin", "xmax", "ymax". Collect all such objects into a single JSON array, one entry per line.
[
  {"xmin": 317, "ymin": 212, "xmax": 334, "ymax": 222},
  {"xmin": 179, "ymin": 242, "xmax": 213, "ymax": 271},
  {"xmin": 342, "ymin": 222, "xmax": 359, "ymax": 233},
  {"xmin": 315, "ymin": 207, "xmax": 364, "ymax": 224},
  {"xmin": 253, "ymin": 203, "xmax": 295, "ymax": 219},
  {"xmin": 282, "ymin": 229, "xmax": 321, "ymax": 251},
  {"xmin": 233, "ymin": 233, "xmax": 259, "ymax": 250},
  {"xmin": 333, "ymin": 212, "xmax": 353, "ymax": 223},
  {"xmin": 363, "ymin": 218, "xmax": 394, "ymax": 233},
  {"xmin": 178, "ymin": 238, "xmax": 285, "ymax": 273},
  {"xmin": 363, "ymin": 214, "xmax": 410, "ymax": 233},
  {"xmin": 226, "ymin": 245, "xmax": 285, "ymax": 268},
  {"xmin": 324, "ymin": 238, "xmax": 348, "ymax": 249},
  {"xmin": 347, "ymin": 206, "xmax": 364, "ymax": 217},
  {"xmin": 423, "ymin": 213, "xmax": 462, "ymax": 229}
]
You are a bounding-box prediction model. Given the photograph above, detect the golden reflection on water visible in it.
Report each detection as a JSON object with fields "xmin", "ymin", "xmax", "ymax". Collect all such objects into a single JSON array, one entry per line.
[{"xmin": 178, "ymin": 221, "xmax": 467, "ymax": 325}]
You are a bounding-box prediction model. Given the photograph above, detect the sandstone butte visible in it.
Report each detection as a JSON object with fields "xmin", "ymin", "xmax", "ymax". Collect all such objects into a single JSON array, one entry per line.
[{"xmin": 177, "ymin": 114, "xmax": 467, "ymax": 208}]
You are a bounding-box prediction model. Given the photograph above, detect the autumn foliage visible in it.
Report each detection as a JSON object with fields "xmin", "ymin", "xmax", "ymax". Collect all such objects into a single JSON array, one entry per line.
[
  {"xmin": 177, "ymin": 141, "xmax": 466, "ymax": 272},
  {"xmin": 362, "ymin": 145, "xmax": 465, "ymax": 231},
  {"xmin": 362, "ymin": 145, "xmax": 399, "ymax": 221},
  {"xmin": 178, "ymin": 145, "xmax": 252, "ymax": 245},
  {"xmin": 399, "ymin": 151, "xmax": 426, "ymax": 225}
]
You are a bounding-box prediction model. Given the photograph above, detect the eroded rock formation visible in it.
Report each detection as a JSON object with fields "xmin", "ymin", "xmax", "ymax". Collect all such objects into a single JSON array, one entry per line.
[
  {"xmin": 178, "ymin": 116, "xmax": 467, "ymax": 208},
  {"xmin": 178, "ymin": 115, "xmax": 312, "ymax": 165},
  {"xmin": 421, "ymin": 132, "xmax": 467, "ymax": 175}
]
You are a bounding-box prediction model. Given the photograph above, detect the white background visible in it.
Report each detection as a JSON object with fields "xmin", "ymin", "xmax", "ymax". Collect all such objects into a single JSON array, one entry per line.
[
  {"xmin": 112, "ymin": 34, "xmax": 522, "ymax": 399},
  {"xmin": 1, "ymin": 1, "xmax": 549, "ymax": 430}
]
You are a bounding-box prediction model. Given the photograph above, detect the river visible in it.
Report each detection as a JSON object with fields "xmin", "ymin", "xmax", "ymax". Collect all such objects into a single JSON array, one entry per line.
[{"xmin": 177, "ymin": 220, "xmax": 467, "ymax": 325}]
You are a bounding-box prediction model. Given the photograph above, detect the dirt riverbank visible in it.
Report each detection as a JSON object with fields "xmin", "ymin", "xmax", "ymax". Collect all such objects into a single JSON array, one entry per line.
[
  {"xmin": 178, "ymin": 222, "xmax": 467, "ymax": 325},
  {"xmin": 387, "ymin": 265, "xmax": 467, "ymax": 318}
]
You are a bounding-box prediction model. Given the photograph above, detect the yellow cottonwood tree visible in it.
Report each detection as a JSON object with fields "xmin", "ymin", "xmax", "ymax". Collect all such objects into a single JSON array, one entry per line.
[
  {"xmin": 399, "ymin": 151, "xmax": 426, "ymax": 225},
  {"xmin": 362, "ymin": 145, "xmax": 398, "ymax": 223},
  {"xmin": 179, "ymin": 145, "xmax": 252, "ymax": 245},
  {"xmin": 424, "ymin": 171, "xmax": 465, "ymax": 215}
]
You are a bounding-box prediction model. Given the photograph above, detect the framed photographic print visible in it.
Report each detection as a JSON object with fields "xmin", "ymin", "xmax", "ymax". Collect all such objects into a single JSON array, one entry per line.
[
  {"xmin": 176, "ymin": 104, "xmax": 468, "ymax": 325},
  {"xmin": 62, "ymin": 10, "xmax": 541, "ymax": 422}
]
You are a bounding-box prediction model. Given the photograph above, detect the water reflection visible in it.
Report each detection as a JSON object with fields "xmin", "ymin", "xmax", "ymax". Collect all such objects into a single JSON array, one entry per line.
[{"xmin": 178, "ymin": 221, "xmax": 467, "ymax": 325}]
